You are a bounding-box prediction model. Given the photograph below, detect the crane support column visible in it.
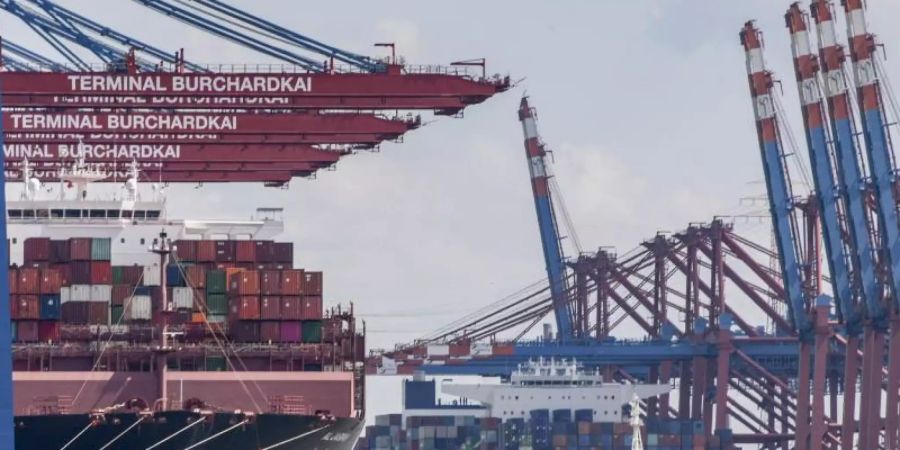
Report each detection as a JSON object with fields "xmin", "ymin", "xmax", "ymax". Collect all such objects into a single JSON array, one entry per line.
[
  {"xmin": 518, "ymin": 97, "xmax": 574, "ymax": 341},
  {"xmin": 741, "ymin": 21, "xmax": 812, "ymax": 450},
  {"xmin": 785, "ymin": 7, "xmax": 846, "ymax": 450},
  {"xmin": 842, "ymin": 1, "xmax": 900, "ymax": 447}
]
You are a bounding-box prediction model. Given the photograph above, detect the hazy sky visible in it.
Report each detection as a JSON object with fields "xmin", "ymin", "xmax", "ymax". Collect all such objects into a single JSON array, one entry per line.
[{"xmin": 3, "ymin": 1, "xmax": 900, "ymax": 352}]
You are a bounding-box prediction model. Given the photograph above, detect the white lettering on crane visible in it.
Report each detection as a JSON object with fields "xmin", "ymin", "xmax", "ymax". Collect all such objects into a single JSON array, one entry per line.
[{"xmin": 66, "ymin": 75, "xmax": 313, "ymax": 93}]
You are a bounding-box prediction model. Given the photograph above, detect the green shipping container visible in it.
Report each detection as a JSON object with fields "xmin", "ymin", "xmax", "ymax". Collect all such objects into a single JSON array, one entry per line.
[
  {"xmin": 206, "ymin": 270, "xmax": 226, "ymax": 294},
  {"xmin": 110, "ymin": 305, "xmax": 124, "ymax": 324},
  {"xmin": 10, "ymin": 321, "xmax": 16, "ymax": 342},
  {"xmin": 91, "ymin": 238, "xmax": 112, "ymax": 261},
  {"xmin": 207, "ymin": 314, "xmax": 227, "ymax": 324},
  {"xmin": 111, "ymin": 266, "xmax": 125, "ymax": 285},
  {"xmin": 205, "ymin": 356, "xmax": 227, "ymax": 371},
  {"xmin": 301, "ymin": 320, "xmax": 322, "ymax": 343},
  {"xmin": 206, "ymin": 294, "xmax": 228, "ymax": 314}
]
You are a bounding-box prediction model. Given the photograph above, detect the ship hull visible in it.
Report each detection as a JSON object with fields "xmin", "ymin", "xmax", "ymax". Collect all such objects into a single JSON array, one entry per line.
[{"xmin": 15, "ymin": 411, "xmax": 362, "ymax": 450}]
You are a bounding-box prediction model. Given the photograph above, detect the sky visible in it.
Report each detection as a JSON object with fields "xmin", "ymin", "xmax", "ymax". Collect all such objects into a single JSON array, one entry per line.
[{"xmin": 4, "ymin": 0, "xmax": 900, "ymax": 435}]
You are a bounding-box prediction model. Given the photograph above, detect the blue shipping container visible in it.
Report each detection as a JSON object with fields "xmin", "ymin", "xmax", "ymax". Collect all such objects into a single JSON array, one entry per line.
[{"xmin": 39, "ymin": 294, "xmax": 60, "ymax": 320}]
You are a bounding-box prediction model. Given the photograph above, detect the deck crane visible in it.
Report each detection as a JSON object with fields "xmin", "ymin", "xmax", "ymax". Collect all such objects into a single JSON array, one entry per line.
[
  {"xmin": 517, "ymin": 97, "xmax": 574, "ymax": 341},
  {"xmin": 133, "ymin": 0, "xmax": 367, "ymax": 73},
  {"xmin": 784, "ymin": 6, "xmax": 850, "ymax": 450},
  {"xmin": 840, "ymin": 1, "xmax": 900, "ymax": 448},
  {"xmin": 809, "ymin": 2, "xmax": 882, "ymax": 449},
  {"xmin": 739, "ymin": 22, "xmax": 810, "ymax": 335}
]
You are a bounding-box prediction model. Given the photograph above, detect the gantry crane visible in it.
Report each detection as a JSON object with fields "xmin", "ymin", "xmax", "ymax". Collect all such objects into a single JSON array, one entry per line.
[{"xmin": 517, "ymin": 97, "xmax": 574, "ymax": 341}]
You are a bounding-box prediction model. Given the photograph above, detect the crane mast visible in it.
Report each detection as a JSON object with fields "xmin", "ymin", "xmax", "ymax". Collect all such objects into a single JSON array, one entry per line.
[
  {"xmin": 740, "ymin": 22, "xmax": 810, "ymax": 334},
  {"xmin": 517, "ymin": 97, "xmax": 574, "ymax": 341}
]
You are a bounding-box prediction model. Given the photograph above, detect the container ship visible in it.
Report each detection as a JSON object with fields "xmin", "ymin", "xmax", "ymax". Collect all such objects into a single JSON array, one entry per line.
[
  {"xmin": 8, "ymin": 160, "xmax": 365, "ymax": 449},
  {"xmin": 357, "ymin": 359, "xmax": 719, "ymax": 450}
]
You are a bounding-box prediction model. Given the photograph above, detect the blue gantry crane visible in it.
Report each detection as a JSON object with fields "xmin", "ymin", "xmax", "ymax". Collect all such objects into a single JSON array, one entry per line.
[{"xmin": 517, "ymin": 97, "xmax": 574, "ymax": 341}]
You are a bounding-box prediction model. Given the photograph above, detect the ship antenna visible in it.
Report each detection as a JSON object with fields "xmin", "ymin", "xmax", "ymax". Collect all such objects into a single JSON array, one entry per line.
[
  {"xmin": 151, "ymin": 230, "xmax": 174, "ymax": 411},
  {"xmin": 630, "ymin": 393, "xmax": 643, "ymax": 450}
]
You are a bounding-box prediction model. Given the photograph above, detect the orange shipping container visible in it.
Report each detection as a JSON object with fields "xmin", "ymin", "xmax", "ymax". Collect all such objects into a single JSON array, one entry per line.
[
  {"xmin": 229, "ymin": 270, "xmax": 259, "ymax": 295},
  {"xmin": 300, "ymin": 296, "xmax": 323, "ymax": 320},
  {"xmin": 185, "ymin": 265, "xmax": 206, "ymax": 289},
  {"xmin": 39, "ymin": 269, "xmax": 62, "ymax": 294},
  {"xmin": 280, "ymin": 270, "xmax": 304, "ymax": 295},
  {"xmin": 260, "ymin": 270, "xmax": 281, "ymax": 296},
  {"xmin": 197, "ymin": 240, "xmax": 216, "ymax": 262},
  {"xmin": 15, "ymin": 295, "xmax": 40, "ymax": 320},
  {"xmin": 17, "ymin": 268, "xmax": 40, "ymax": 294},
  {"xmin": 260, "ymin": 296, "xmax": 281, "ymax": 320},
  {"xmin": 8, "ymin": 269, "xmax": 17, "ymax": 295},
  {"xmin": 492, "ymin": 343, "xmax": 515, "ymax": 356},
  {"xmin": 232, "ymin": 296, "xmax": 260, "ymax": 320}
]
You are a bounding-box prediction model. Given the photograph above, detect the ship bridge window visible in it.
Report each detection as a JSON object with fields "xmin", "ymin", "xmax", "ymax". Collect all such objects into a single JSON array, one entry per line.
[
  {"xmin": 65, "ymin": 209, "xmax": 80, "ymax": 218},
  {"xmin": 36, "ymin": 209, "xmax": 49, "ymax": 218},
  {"xmin": 8, "ymin": 210, "xmax": 21, "ymax": 219},
  {"xmin": 23, "ymin": 210, "xmax": 35, "ymax": 218},
  {"xmin": 134, "ymin": 210, "xmax": 146, "ymax": 220},
  {"xmin": 51, "ymin": 209, "xmax": 63, "ymax": 218},
  {"xmin": 107, "ymin": 210, "xmax": 120, "ymax": 219},
  {"xmin": 147, "ymin": 210, "xmax": 161, "ymax": 219},
  {"xmin": 121, "ymin": 210, "xmax": 133, "ymax": 219},
  {"xmin": 90, "ymin": 209, "xmax": 105, "ymax": 218}
]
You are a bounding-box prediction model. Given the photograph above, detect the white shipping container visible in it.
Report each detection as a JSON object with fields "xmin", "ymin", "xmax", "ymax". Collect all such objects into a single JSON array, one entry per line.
[
  {"xmin": 172, "ymin": 287, "xmax": 194, "ymax": 310},
  {"xmin": 70, "ymin": 285, "xmax": 92, "ymax": 302},
  {"xmin": 127, "ymin": 295, "xmax": 152, "ymax": 320},
  {"xmin": 143, "ymin": 264, "xmax": 161, "ymax": 286},
  {"xmin": 90, "ymin": 285, "xmax": 112, "ymax": 303},
  {"xmin": 60, "ymin": 287, "xmax": 71, "ymax": 304},
  {"xmin": 426, "ymin": 344, "xmax": 450, "ymax": 357}
]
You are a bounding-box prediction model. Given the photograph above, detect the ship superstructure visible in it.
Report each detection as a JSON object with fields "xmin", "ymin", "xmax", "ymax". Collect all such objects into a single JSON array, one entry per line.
[{"xmin": 439, "ymin": 358, "xmax": 671, "ymax": 422}]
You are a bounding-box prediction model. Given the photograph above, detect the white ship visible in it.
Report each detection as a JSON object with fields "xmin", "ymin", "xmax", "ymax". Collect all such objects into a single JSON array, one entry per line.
[
  {"xmin": 6, "ymin": 158, "xmax": 283, "ymax": 267},
  {"xmin": 405, "ymin": 358, "xmax": 671, "ymax": 422}
]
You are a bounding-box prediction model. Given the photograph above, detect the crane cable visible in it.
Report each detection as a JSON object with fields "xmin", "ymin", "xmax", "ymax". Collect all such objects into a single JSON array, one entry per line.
[{"xmin": 144, "ymin": 416, "xmax": 206, "ymax": 450}]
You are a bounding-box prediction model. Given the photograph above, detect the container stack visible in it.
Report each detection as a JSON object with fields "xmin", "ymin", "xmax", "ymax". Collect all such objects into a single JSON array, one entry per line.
[{"xmin": 357, "ymin": 413, "xmax": 711, "ymax": 450}]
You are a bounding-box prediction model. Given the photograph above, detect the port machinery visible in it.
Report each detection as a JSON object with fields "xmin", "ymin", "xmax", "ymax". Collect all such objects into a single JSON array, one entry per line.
[
  {"xmin": 0, "ymin": 0, "xmax": 510, "ymax": 184},
  {"xmin": 368, "ymin": 1, "xmax": 900, "ymax": 449}
]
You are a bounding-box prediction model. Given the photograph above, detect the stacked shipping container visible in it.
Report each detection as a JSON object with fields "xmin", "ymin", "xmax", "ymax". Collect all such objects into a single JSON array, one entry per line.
[
  {"xmin": 356, "ymin": 413, "xmax": 711, "ymax": 450},
  {"xmin": 15, "ymin": 237, "xmax": 329, "ymax": 346}
]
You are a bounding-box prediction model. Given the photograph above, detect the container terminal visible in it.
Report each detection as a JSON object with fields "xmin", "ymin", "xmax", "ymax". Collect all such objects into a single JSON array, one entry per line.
[{"xmin": 0, "ymin": 1, "xmax": 898, "ymax": 450}]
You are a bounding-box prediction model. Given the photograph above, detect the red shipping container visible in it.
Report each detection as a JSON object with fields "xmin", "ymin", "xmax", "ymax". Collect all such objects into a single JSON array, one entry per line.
[
  {"xmin": 302, "ymin": 271, "xmax": 323, "ymax": 296},
  {"xmin": 259, "ymin": 321, "xmax": 280, "ymax": 342},
  {"xmin": 300, "ymin": 296, "xmax": 323, "ymax": 320},
  {"xmin": 493, "ymin": 343, "xmax": 515, "ymax": 356},
  {"xmin": 215, "ymin": 240, "xmax": 235, "ymax": 262},
  {"xmin": 280, "ymin": 296, "xmax": 302, "ymax": 320},
  {"xmin": 17, "ymin": 268, "xmax": 40, "ymax": 294},
  {"xmin": 229, "ymin": 271, "xmax": 259, "ymax": 295},
  {"xmin": 88, "ymin": 303, "xmax": 109, "ymax": 325},
  {"xmin": 70, "ymin": 261, "xmax": 92, "ymax": 285},
  {"xmin": 15, "ymin": 320, "xmax": 39, "ymax": 342},
  {"xmin": 260, "ymin": 270, "xmax": 281, "ymax": 296},
  {"xmin": 121, "ymin": 265, "xmax": 143, "ymax": 285},
  {"xmin": 39, "ymin": 269, "xmax": 62, "ymax": 294},
  {"xmin": 280, "ymin": 270, "xmax": 304, "ymax": 295},
  {"xmin": 175, "ymin": 240, "xmax": 198, "ymax": 262},
  {"xmin": 279, "ymin": 321, "xmax": 301, "ymax": 343},
  {"xmin": 111, "ymin": 285, "xmax": 132, "ymax": 306},
  {"xmin": 273, "ymin": 242, "xmax": 293, "ymax": 263},
  {"xmin": 237, "ymin": 296, "xmax": 260, "ymax": 320},
  {"xmin": 68, "ymin": 238, "xmax": 92, "ymax": 261},
  {"xmin": 8, "ymin": 269, "xmax": 18, "ymax": 294},
  {"xmin": 185, "ymin": 265, "xmax": 206, "ymax": 289},
  {"xmin": 50, "ymin": 240, "xmax": 70, "ymax": 263},
  {"xmin": 38, "ymin": 321, "xmax": 60, "ymax": 342},
  {"xmin": 62, "ymin": 302, "xmax": 89, "ymax": 324},
  {"xmin": 24, "ymin": 237, "xmax": 51, "ymax": 262},
  {"xmin": 235, "ymin": 241, "xmax": 257, "ymax": 262},
  {"xmin": 197, "ymin": 241, "xmax": 216, "ymax": 262},
  {"xmin": 256, "ymin": 241, "xmax": 275, "ymax": 263},
  {"xmin": 260, "ymin": 296, "xmax": 281, "ymax": 320},
  {"xmin": 51, "ymin": 264, "xmax": 72, "ymax": 286},
  {"xmin": 90, "ymin": 261, "xmax": 112, "ymax": 284}
]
